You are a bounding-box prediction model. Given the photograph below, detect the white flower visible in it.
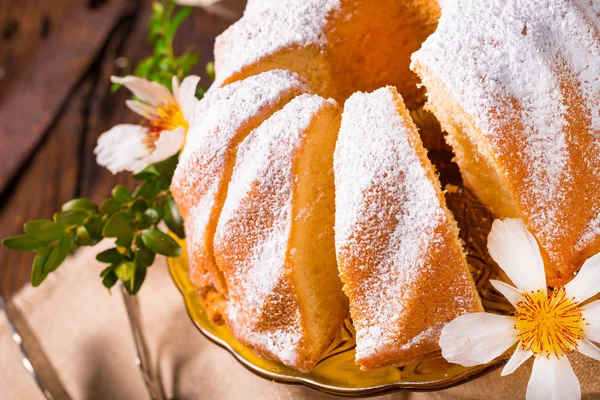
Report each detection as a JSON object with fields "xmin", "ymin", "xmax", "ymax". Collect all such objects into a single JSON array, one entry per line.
[
  {"xmin": 440, "ymin": 218, "xmax": 600, "ymax": 400},
  {"xmin": 94, "ymin": 75, "xmax": 200, "ymax": 174}
]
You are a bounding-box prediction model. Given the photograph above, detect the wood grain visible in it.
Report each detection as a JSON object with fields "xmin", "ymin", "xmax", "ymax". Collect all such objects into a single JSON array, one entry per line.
[
  {"xmin": 0, "ymin": 2, "xmax": 230, "ymax": 296},
  {"xmin": 0, "ymin": 0, "xmax": 138, "ymax": 195}
]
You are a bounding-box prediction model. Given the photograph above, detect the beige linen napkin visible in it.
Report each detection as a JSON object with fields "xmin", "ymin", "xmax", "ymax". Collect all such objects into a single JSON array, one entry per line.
[{"xmin": 1, "ymin": 243, "xmax": 599, "ymax": 399}]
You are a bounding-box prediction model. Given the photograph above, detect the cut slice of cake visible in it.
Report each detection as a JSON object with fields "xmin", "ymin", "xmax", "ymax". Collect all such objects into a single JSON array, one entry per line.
[
  {"xmin": 171, "ymin": 70, "xmax": 309, "ymax": 322},
  {"xmin": 411, "ymin": 0, "xmax": 600, "ymax": 285},
  {"xmin": 213, "ymin": 94, "xmax": 348, "ymax": 371},
  {"xmin": 334, "ymin": 87, "xmax": 483, "ymax": 370}
]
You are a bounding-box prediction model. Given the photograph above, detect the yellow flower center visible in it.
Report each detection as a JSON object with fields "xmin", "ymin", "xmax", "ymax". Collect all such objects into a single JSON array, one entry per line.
[
  {"xmin": 143, "ymin": 103, "xmax": 188, "ymax": 150},
  {"xmin": 514, "ymin": 287, "xmax": 585, "ymax": 357}
]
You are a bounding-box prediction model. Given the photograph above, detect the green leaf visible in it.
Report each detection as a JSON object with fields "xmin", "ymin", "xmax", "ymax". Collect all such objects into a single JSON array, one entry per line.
[
  {"xmin": 24, "ymin": 220, "xmax": 66, "ymax": 243},
  {"xmin": 154, "ymin": 154, "xmax": 179, "ymax": 180},
  {"xmin": 44, "ymin": 235, "xmax": 72, "ymax": 273},
  {"xmin": 130, "ymin": 199, "xmax": 148, "ymax": 213},
  {"xmin": 205, "ymin": 61, "xmax": 215, "ymax": 80},
  {"xmin": 141, "ymin": 208, "xmax": 160, "ymax": 228},
  {"xmin": 177, "ymin": 51, "xmax": 200, "ymax": 77},
  {"xmin": 99, "ymin": 199, "xmax": 122, "ymax": 215},
  {"xmin": 151, "ymin": 2, "xmax": 164, "ymax": 18},
  {"xmin": 135, "ymin": 236, "xmax": 156, "ymax": 267},
  {"xmin": 166, "ymin": 7, "xmax": 191, "ymax": 43},
  {"xmin": 102, "ymin": 212, "xmax": 136, "ymax": 241},
  {"xmin": 75, "ymin": 226, "xmax": 92, "ymax": 246},
  {"xmin": 132, "ymin": 166, "xmax": 159, "ymax": 181},
  {"xmin": 115, "ymin": 236, "xmax": 133, "ymax": 248},
  {"xmin": 140, "ymin": 228, "xmax": 182, "ymax": 257},
  {"xmin": 111, "ymin": 82, "xmax": 122, "ymax": 93},
  {"xmin": 195, "ymin": 85, "xmax": 207, "ymax": 100},
  {"xmin": 85, "ymin": 215, "xmax": 105, "ymax": 243},
  {"xmin": 31, "ymin": 246, "xmax": 52, "ymax": 287},
  {"xmin": 133, "ymin": 57, "xmax": 156, "ymax": 79},
  {"xmin": 100, "ymin": 266, "xmax": 113, "ymax": 278},
  {"xmin": 125, "ymin": 263, "xmax": 147, "ymax": 295},
  {"xmin": 115, "ymin": 261, "xmax": 136, "ymax": 281},
  {"xmin": 133, "ymin": 154, "xmax": 179, "ymax": 181},
  {"xmin": 96, "ymin": 248, "xmax": 123, "ymax": 264},
  {"xmin": 54, "ymin": 210, "xmax": 88, "ymax": 225},
  {"xmin": 165, "ymin": 0, "xmax": 176, "ymax": 18},
  {"xmin": 133, "ymin": 180, "xmax": 163, "ymax": 200},
  {"xmin": 112, "ymin": 185, "xmax": 133, "ymax": 203},
  {"xmin": 163, "ymin": 196, "xmax": 185, "ymax": 239},
  {"xmin": 102, "ymin": 270, "xmax": 118, "ymax": 289},
  {"xmin": 2, "ymin": 234, "xmax": 45, "ymax": 252},
  {"xmin": 61, "ymin": 198, "xmax": 98, "ymax": 214}
]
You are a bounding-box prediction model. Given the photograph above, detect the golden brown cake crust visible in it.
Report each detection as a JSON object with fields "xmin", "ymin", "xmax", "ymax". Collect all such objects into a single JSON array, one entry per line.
[
  {"xmin": 213, "ymin": 0, "xmax": 440, "ymax": 107},
  {"xmin": 213, "ymin": 94, "xmax": 347, "ymax": 371},
  {"xmin": 334, "ymin": 87, "xmax": 483, "ymax": 370}
]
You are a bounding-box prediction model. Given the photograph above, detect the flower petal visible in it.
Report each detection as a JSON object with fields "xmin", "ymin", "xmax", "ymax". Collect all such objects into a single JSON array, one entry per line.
[
  {"xmin": 175, "ymin": 75, "xmax": 200, "ymax": 122},
  {"xmin": 563, "ymin": 252, "xmax": 600, "ymax": 303},
  {"xmin": 582, "ymin": 300, "xmax": 600, "ymax": 343},
  {"xmin": 94, "ymin": 124, "xmax": 149, "ymax": 174},
  {"xmin": 125, "ymin": 100, "xmax": 158, "ymax": 119},
  {"xmin": 490, "ymin": 279, "xmax": 523, "ymax": 307},
  {"xmin": 439, "ymin": 312, "xmax": 518, "ymax": 367},
  {"xmin": 501, "ymin": 341, "xmax": 533, "ymax": 376},
  {"xmin": 111, "ymin": 75, "xmax": 174, "ymax": 107},
  {"xmin": 175, "ymin": 0, "xmax": 220, "ymax": 6},
  {"xmin": 577, "ymin": 338, "xmax": 600, "ymax": 361},
  {"xmin": 140, "ymin": 127, "xmax": 185, "ymax": 171},
  {"xmin": 487, "ymin": 218, "xmax": 546, "ymax": 294},
  {"xmin": 171, "ymin": 75, "xmax": 180, "ymax": 103},
  {"xmin": 526, "ymin": 356, "xmax": 580, "ymax": 400}
]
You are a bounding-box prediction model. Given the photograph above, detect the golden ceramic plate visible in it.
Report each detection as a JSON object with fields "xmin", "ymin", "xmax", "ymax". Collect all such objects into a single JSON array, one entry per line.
[{"xmin": 167, "ymin": 109, "xmax": 513, "ymax": 396}]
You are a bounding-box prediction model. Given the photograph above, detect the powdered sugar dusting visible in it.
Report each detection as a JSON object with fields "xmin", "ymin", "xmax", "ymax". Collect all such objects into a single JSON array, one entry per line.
[
  {"xmin": 213, "ymin": 0, "xmax": 339, "ymax": 87},
  {"xmin": 334, "ymin": 88, "xmax": 478, "ymax": 360},
  {"xmin": 412, "ymin": 0, "xmax": 600, "ymax": 267},
  {"xmin": 173, "ymin": 69, "xmax": 307, "ymax": 216},
  {"xmin": 178, "ymin": 69, "xmax": 308, "ymax": 171},
  {"xmin": 214, "ymin": 94, "xmax": 335, "ymax": 367}
]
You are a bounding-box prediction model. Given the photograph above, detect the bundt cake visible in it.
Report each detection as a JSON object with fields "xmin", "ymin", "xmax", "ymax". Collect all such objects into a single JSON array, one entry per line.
[
  {"xmin": 171, "ymin": 70, "xmax": 309, "ymax": 322},
  {"xmin": 411, "ymin": 0, "xmax": 600, "ymax": 285},
  {"xmin": 334, "ymin": 87, "xmax": 483, "ymax": 370},
  {"xmin": 212, "ymin": 94, "xmax": 348, "ymax": 371},
  {"xmin": 213, "ymin": 0, "xmax": 440, "ymax": 107}
]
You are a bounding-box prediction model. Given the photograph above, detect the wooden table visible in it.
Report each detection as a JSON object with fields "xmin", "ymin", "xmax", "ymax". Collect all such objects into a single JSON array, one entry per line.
[{"xmin": 0, "ymin": 0, "xmax": 230, "ymax": 296}]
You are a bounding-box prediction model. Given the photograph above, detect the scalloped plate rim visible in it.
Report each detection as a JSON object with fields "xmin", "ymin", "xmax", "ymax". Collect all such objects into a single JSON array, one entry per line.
[{"xmin": 167, "ymin": 255, "xmax": 508, "ymax": 397}]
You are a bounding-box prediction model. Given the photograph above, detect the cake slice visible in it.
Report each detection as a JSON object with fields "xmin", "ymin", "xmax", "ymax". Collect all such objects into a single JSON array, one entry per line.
[
  {"xmin": 334, "ymin": 87, "xmax": 483, "ymax": 370},
  {"xmin": 411, "ymin": 0, "xmax": 600, "ymax": 285},
  {"xmin": 213, "ymin": 94, "xmax": 348, "ymax": 371},
  {"xmin": 171, "ymin": 70, "xmax": 309, "ymax": 322}
]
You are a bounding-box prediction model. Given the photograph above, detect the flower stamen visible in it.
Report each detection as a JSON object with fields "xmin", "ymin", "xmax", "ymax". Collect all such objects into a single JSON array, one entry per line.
[
  {"xmin": 514, "ymin": 287, "xmax": 585, "ymax": 358},
  {"xmin": 142, "ymin": 103, "xmax": 188, "ymax": 150}
]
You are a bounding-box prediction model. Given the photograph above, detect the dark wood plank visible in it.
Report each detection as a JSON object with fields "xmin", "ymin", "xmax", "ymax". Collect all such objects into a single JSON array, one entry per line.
[
  {"xmin": 0, "ymin": 0, "xmax": 73, "ymax": 100},
  {"xmin": 0, "ymin": 77, "xmax": 94, "ymax": 296},
  {"xmin": 0, "ymin": 0, "xmax": 138, "ymax": 195}
]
